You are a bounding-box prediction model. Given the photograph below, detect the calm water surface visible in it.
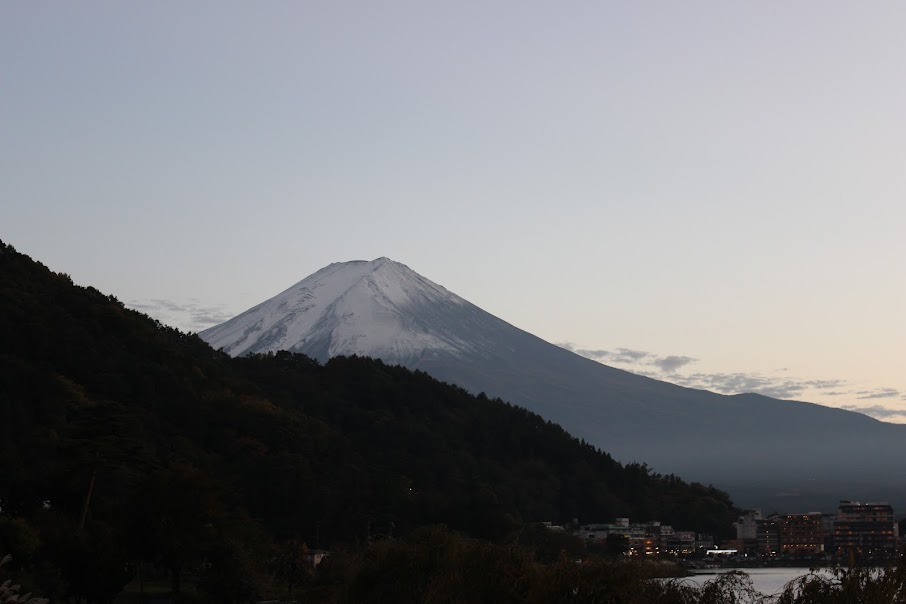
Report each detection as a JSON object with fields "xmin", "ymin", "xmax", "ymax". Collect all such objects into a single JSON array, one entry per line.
[{"xmin": 678, "ymin": 568, "xmax": 835, "ymax": 598}]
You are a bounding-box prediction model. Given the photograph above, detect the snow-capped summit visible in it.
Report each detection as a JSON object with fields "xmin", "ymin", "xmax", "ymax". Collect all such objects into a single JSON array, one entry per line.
[{"xmin": 200, "ymin": 258, "xmax": 473, "ymax": 362}]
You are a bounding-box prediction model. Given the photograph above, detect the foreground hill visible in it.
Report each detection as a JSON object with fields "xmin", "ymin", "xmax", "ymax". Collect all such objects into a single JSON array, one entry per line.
[
  {"xmin": 0, "ymin": 240, "xmax": 735, "ymax": 602},
  {"xmin": 201, "ymin": 257, "xmax": 906, "ymax": 511}
]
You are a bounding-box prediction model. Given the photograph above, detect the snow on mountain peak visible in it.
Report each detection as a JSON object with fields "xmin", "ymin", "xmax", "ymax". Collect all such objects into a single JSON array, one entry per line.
[{"xmin": 200, "ymin": 258, "xmax": 468, "ymax": 360}]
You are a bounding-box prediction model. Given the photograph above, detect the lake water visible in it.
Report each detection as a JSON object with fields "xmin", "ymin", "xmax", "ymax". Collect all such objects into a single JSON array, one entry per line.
[{"xmin": 676, "ymin": 568, "xmax": 835, "ymax": 598}]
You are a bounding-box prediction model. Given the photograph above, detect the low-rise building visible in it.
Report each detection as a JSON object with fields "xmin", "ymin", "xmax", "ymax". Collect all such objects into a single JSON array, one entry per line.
[{"xmin": 576, "ymin": 517, "xmax": 704, "ymax": 556}]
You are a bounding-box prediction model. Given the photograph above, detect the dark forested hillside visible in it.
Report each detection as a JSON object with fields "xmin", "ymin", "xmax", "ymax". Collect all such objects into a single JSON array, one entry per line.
[{"xmin": 0, "ymin": 240, "xmax": 736, "ymax": 602}]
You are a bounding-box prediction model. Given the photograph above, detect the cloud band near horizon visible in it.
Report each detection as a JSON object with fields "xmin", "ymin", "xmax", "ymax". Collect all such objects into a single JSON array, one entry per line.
[{"xmin": 557, "ymin": 342, "xmax": 904, "ymax": 422}]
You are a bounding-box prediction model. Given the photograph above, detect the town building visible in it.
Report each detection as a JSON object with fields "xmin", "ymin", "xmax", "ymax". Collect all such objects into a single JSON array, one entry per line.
[
  {"xmin": 834, "ymin": 501, "xmax": 897, "ymax": 559},
  {"xmin": 733, "ymin": 509, "xmax": 762, "ymax": 554},
  {"xmin": 780, "ymin": 513, "xmax": 824, "ymax": 555},
  {"xmin": 757, "ymin": 514, "xmax": 780, "ymax": 555}
]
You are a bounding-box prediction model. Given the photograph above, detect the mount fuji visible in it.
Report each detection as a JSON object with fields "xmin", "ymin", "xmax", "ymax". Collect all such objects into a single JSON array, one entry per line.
[
  {"xmin": 202, "ymin": 257, "xmax": 478, "ymax": 363},
  {"xmin": 201, "ymin": 258, "xmax": 906, "ymax": 511}
]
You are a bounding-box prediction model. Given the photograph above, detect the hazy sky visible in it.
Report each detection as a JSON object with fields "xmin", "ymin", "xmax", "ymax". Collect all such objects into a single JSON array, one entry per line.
[{"xmin": 3, "ymin": 2, "xmax": 904, "ymax": 421}]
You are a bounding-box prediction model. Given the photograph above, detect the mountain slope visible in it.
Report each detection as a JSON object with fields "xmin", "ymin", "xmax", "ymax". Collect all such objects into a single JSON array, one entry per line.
[
  {"xmin": 202, "ymin": 258, "xmax": 906, "ymax": 511},
  {"xmin": 0, "ymin": 240, "xmax": 738, "ymax": 600}
]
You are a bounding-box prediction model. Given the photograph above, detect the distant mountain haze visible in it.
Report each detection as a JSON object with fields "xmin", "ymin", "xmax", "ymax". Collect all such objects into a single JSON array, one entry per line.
[{"xmin": 201, "ymin": 258, "xmax": 906, "ymax": 512}]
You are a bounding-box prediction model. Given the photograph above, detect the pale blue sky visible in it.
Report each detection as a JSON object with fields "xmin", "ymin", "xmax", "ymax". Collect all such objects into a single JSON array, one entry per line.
[{"xmin": 2, "ymin": 2, "xmax": 904, "ymax": 419}]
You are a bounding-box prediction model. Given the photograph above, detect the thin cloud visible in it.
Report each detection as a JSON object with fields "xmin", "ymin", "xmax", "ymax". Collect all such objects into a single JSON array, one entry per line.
[
  {"xmin": 129, "ymin": 299, "xmax": 188, "ymax": 313},
  {"xmin": 558, "ymin": 343, "xmax": 696, "ymax": 374},
  {"xmin": 653, "ymin": 355, "xmax": 697, "ymax": 373},
  {"xmin": 560, "ymin": 343, "xmax": 612, "ymax": 360},
  {"xmin": 578, "ymin": 349, "xmax": 611, "ymax": 359},
  {"xmin": 558, "ymin": 342, "xmax": 848, "ymax": 400},
  {"xmin": 189, "ymin": 310, "xmax": 235, "ymax": 328},
  {"xmin": 808, "ymin": 380, "xmax": 848, "ymax": 389},
  {"xmin": 613, "ymin": 348, "xmax": 650, "ymax": 363},
  {"xmin": 672, "ymin": 373, "xmax": 800, "ymax": 399},
  {"xmin": 557, "ymin": 342, "xmax": 905, "ymax": 423},
  {"xmin": 856, "ymin": 388, "xmax": 900, "ymax": 400},
  {"xmin": 673, "ymin": 373, "xmax": 847, "ymax": 400},
  {"xmin": 558, "ymin": 342, "xmax": 611, "ymax": 360},
  {"xmin": 127, "ymin": 298, "xmax": 234, "ymax": 332},
  {"xmin": 841, "ymin": 404, "xmax": 906, "ymax": 420}
]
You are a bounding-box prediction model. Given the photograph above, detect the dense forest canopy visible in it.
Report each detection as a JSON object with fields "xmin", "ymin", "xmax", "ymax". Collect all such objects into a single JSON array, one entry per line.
[{"xmin": 0, "ymin": 240, "xmax": 737, "ymax": 602}]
